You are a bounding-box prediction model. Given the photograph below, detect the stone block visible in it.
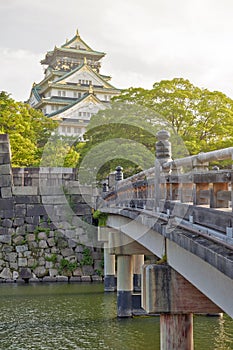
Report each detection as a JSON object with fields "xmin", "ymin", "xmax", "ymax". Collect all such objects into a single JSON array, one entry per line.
[
  {"xmin": 75, "ymin": 245, "xmax": 84, "ymax": 253},
  {"xmin": 73, "ymin": 267, "xmax": 82, "ymax": 277},
  {"xmin": 2, "ymin": 245, "xmax": 12, "ymax": 253},
  {"xmin": 26, "ymin": 224, "xmax": 37, "ymax": 233},
  {"xmin": 61, "ymin": 248, "xmax": 74, "ymax": 257},
  {"xmin": 13, "ymin": 217, "xmax": 24, "ymax": 227},
  {"xmin": 56, "ymin": 276, "xmax": 68, "ymax": 282},
  {"xmin": 15, "ymin": 226, "xmax": 26, "ymax": 236},
  {"xmin": 51, "ymin": 247, "xmax": 59, "ymax": 254},
  {"xmin": 0, "ymin": 267, "xmax": 12, "ymax": 280},
  {"xmin": 18, "ymin": 258, "xmax": 27, "ymax": 267},
  {"xmin": 28, "ymin": 259, "xmax": 36, "ymax": 268},
  {"xmin": 0, "ymin": 153, "xmax": 11, "ymax": 164},
  {"xmin": 68, "ymin": 239, "xmax": 77, "ymax": 248},
  {"xmin": 49, "ymin": 268, "xmax": 58, "ymax": 277},
  {"xmin": 0, "ymin": 164, "xmax": 12, "ymax": 175},
  {"xmin": 12, "ymin": 186, "xmax": 38, "ymax": 196},
  {"xmin": 3, "ymin": 209, "xmax": 14, "ymax": 219},
  {"xmin": 1, "ymin": 187, "xmax": 12, "ymax": 198},
  {"xmin": 82, "ymin": 265, "xmax": 94, "ymax": 276},
  {"xmin": 16, "ymin": 195, "xmax": 41, "ymax": 204},
  {"xmin": 39, "ymin": 186, "xmax": 64, "ymax": 196},
  {"xmin": 0, "ymin": 259, "xmax": 5, "ymax": 267},
  {"xmin": 34, "ymin": 266, "xmax": 47, "ymax": 278},
  {"xmin": 27, "ymin": 204, "xmax": 46, "ymax": 216},
  {"xmin": 81, "ymin": 275, "xmax": 91, "ymax": 282},
  {"xmin": 13, "ymin": 271, "xmax": 19, "ymax": 280},
  {"xmin": 2, "ymin": 219, "xmax": 13, "ymax": 228},
  {"xmin": 39, "ymin": 240, "xmax": 48, "ymax": 249},
  {"xmin": 38, "ymin": 232, "xmax": 48, "ymax": 240},
  {"xmin": 47, "ymin": 238, "xmax": 55, "ymax": 247},
  {"xmin": 13, "ymin": 235, "xmax": 25, "ymax": 246},
  {"xmin": 0, "ymin": 198, "xmax": 13, "ymax": 210},
  {"xmin": 0, "ymin": 175, "xmax": 12, "ymax": 187},
  {"xmin": 10, "ymin": 262, "xmax": 18, "ymax": 270},
  {"xmin": 25, "ymin": 216, "xmax": 40, "ymax": 225},
  {"xmin": 45, "ymin": 261, "xmax": 53, "ymax": 269},
  {"xmin": 5, "ymin": 252, "xmax": 17, "ymax": 262},
  {"xmin": 27, "ymin": 234, "xmax": 36, "ymax": 242},
  {"xmin": 19, "ymin": 268, "xmax": 32, "ymax": 279},
  {"xmin": 38, "ymin": 257, "xmax": 45, "ymax": 266},
  {"xmin": 16, "ymin": 245, "xmax": 28, "ymax": 253},
  {"xmin": 28, "ymin": 241, "xmax": 38, "ymax": 249},
  {"xmin": 94, "ymin": 260, "xmax": 103, "ymax": 270},
  {"xmin": 15, "ymin": 204, "xmax": 26, "ymax": 217},
  {"xmin": 0, "ymin": 234, "xmax": 11, "ymax": 244},
  {"xmin": 24, "ymin": 251, "xmax": 31, "ymax": 258},
  {"xmin": 41, "ymin": 195, "xmax": 67, "ymax": 205}
]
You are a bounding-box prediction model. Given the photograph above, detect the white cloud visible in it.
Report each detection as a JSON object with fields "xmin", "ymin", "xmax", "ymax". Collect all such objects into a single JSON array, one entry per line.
[
  {"xmin": 1, "ymin": 0, "xmax": 233, "ymax": 100},
  {"xmin": 0, "ymin": 48, "xmax": 43, "ymax": 101}
]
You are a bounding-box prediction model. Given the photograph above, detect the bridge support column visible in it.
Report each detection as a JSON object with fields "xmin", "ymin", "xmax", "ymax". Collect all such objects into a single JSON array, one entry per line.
[
  {"xmin": 133, "ymin": 254, "xmax": 144, "ymax": 292},
  {"xmin": 104, "ymin": 242, "xmax": 116, "ymax": 292},
  {"xmin": 142, "ymin": 264, "xmax": 222, "ymax": 349},
  {"xmin": 160, "ymin": 313, "xmax": 193, "ymax": 350},
  {"xmin": 117, "ymin": 255, "xmax": 133, "ymax": 317}
]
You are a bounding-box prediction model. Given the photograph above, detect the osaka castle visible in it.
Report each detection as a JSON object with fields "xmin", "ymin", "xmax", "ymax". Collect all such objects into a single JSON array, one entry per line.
[{"xmin": 28, "ymin": 29, "xmax": 120, "ymax": 138}]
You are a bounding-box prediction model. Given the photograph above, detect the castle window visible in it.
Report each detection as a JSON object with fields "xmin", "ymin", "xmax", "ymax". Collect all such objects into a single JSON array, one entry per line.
[
  {"xmin": 58, "ymin": 90, "xmax": 61, "ymax": 96},
  {"xmin": 62, "ymin": 91, "xmax": 66, "ymax": 97},
  {"xmin": 74, "ymin": 92, "xmax": 77, "ymax": 98},
  {"xmin": 78, "ymin": 92, "xmax": 81, "ymax": 98}
]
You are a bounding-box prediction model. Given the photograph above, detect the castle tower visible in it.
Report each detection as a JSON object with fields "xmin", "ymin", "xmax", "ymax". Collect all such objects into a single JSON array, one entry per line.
[{"xmin": 28, "ymin": 29, "xmax": 120, "ymax": 138}]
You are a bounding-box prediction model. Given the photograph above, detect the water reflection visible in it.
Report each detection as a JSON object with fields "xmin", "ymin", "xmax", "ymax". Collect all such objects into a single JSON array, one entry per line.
[{"xmin": 0, "ymin": 283, "xmax": 232, "ymax": 350}]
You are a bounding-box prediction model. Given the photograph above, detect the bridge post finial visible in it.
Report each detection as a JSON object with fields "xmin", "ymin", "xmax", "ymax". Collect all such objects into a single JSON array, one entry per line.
[
  {"xmin": 115, "ymin": 166, "xmax": 123, "ymax": 181},
  {"xmin": 102, "ymin": 179, "xmax": 109, "ymax": 193},
  {"xmin": 156, "ymin": 130, "xmax": 172, "ymax": 166}
]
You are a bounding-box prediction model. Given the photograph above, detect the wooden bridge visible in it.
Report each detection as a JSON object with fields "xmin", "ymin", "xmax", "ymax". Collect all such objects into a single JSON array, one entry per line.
[{"xmin": 97, "ymin": 130, "xmax": 233, "ymax": 350}]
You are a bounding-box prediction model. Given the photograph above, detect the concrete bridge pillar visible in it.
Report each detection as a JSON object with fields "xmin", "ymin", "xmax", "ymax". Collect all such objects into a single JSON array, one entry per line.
[
  {"xmin": 97, "ymin": 227, "xmax": 116, "ymax": 292},
  {"xmin": 142, "ymin": 264, "xmax": 222, "ymax": 350},
  {"xmin": 133, "ymin": 254, "xmax": 144, "ymax": 292},
  {"xmin": 104, "ymin": 242, "xmax": 116, "ymax": 292},
  {"xmin": 117, "ymin": 255, "xmax": 133, "ymax": 317}
]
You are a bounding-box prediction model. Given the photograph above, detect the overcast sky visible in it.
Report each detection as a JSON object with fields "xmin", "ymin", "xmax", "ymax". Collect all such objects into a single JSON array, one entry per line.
[{"xmin": 1, "ymin": 0, "xmax": 233, "ymax": 101}]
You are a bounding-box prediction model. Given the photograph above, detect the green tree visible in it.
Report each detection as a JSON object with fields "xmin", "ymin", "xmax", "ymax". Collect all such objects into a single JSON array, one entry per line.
[
  {"xmin": 77, "ymin": 102, "xmax": 167, "ymax": 182},
  {"xmin": 0, "ymin": 91, "xmax": 58, "ymax": 166},
  {"xmin": 40, "ymin": 133, "xmax": 80, "ymax": 167},
  {"xmin": 113, "ymin": 78, "xmax": 233, "ymax": 154}
]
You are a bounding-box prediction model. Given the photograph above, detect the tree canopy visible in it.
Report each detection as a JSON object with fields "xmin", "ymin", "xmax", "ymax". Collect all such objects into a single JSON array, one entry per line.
[
  {"xmin": 78, "ymin": 102, "xmax": 176, "ymax": 182},
  {"xmin": 0, "ymin": 92, "xmax": 80, "ymax": 167},
  {"xmin": 113, "ymin": 78, "xmax": 233, "ymax": 154}
]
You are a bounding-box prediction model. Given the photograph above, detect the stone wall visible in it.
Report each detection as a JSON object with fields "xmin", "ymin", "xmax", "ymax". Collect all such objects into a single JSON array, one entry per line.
[{"xmin": 0, "ymin": 134, "xmax": 103, "ymax": 283}]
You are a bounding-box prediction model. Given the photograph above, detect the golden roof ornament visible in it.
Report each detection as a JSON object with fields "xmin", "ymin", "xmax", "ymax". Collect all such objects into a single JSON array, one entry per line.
[
  {"xmin": 89, "ymin": 84, "xmax": 94, "ymax": 94},
  {"xmin": 76, "ymin": 28, "xmax": 80, "ymax": 37},
  {"xmin": 84, "ymin": 57, "xmax": 87, "ymax": 65}
]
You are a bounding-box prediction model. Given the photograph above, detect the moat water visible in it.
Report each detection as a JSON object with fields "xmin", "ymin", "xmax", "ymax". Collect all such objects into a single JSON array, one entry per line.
[{"xmin": 0, "ymin": 283, "xmax": 232, "ymax": 350}]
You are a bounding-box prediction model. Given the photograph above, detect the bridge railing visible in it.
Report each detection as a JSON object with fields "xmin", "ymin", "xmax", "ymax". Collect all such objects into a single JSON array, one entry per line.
[{"xmin": 101, "ymin": 130, "xmax": 233, "ymax": 236}]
